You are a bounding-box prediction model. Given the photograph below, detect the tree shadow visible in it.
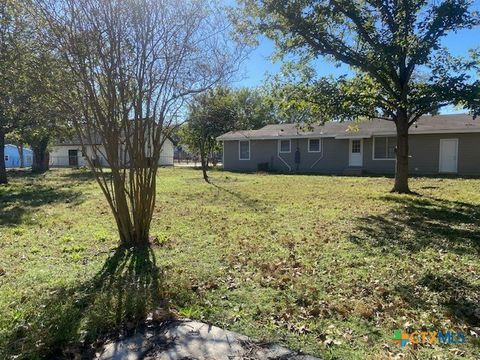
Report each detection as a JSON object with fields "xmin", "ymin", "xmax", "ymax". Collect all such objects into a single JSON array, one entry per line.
[
  {"xmin": 211, "ymin": 182, "xmax": 270, "ymax": 212},
  {"xmin": 61, "ymin": 169, "xmax": 98, "ymax": 181},
  {"xmin": 350, "ymin": 195, "xmax": 480, "ymax": 255},
  {"xmin": 0, "ymin": 185, "xmax": 83, "ymax": 226},
  {"xmin": 2, "ymin": 246, "xmax": 170, "ymax": 359},
  {"xmin": 393, "ymin": 272, "xmax": 480, "ymax": 327}
]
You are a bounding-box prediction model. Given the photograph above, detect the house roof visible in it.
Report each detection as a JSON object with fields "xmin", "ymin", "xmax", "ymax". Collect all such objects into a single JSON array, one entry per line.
[{"xmin": 217, "ymin": 114, "xmax": 479, "ymax": 141}]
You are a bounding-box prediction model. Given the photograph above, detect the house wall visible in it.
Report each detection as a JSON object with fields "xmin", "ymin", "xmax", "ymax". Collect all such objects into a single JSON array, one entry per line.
[
  {"xmin": 159, "ymin": 138, "xmax": 174, "ymax": 166},
  {"xmin": 223, "ymin": 138, "xmax": 349, "ymax": 173},
  {"xmin": 409, "ymin": 133, "xmax": 480, "ymax": 176},
  {"xmin": 223, "ymin": 132, "xmax": 480, "ymax": 176},
  {"xmin": 50, "ymin": 139, "xmax": 174, "ymax": 168},
  {"xmin": 50, "ymin": 145, "xmax": 106, "ymax": 167},
  {"xmin": 364, "ymin": 133, "xmax": 480, "ymax": 176}
]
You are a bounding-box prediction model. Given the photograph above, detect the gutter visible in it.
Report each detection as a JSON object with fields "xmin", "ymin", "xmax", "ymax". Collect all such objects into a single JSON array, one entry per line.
[{"xmin": 310, "ymin": 139, "xmax": 325, "ymax": 169}]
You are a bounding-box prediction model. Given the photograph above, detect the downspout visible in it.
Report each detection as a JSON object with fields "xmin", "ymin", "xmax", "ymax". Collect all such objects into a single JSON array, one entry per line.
[
  {"xmin": 277, "ymin": 140, "xmax": 291, "ymax": 172},
  {"xmin": 310, "ymin": 138, "xmax": 325, "ymax": 169}
]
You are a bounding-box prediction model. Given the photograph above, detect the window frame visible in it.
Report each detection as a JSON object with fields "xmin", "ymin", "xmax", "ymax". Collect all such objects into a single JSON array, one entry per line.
[
  {"xmin": 308, "ymin": 138, "xmax": 321, "ymax": 153},
  {"xmin": 372, "ymin": 136, "xmax": 396, "ymax": 160},
  {"xmin": 351, "ymin": 139, "xmax": 362, "ymax": 154},
  {"xmin": 278, "ymin": 139, "xmax": 291, "ymax": 153},
  {"xmin": 238, "ymin": 140, "xmax": 250, "ymax": 160}
]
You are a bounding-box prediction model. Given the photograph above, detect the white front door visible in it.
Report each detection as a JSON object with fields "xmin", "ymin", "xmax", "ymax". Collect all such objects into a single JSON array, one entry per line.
[
  {"xmin": 349, "ymin": 139, "xmax": 363, "ymax": 167},
  {"xmin": 439, "ymin": 139, "xmax": 458, "ymax": 173}
]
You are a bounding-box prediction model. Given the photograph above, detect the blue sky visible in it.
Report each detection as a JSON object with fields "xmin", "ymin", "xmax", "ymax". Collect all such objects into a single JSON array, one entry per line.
[{"xmin": 230, "ymin": 3, "xmax": 480, "ymax": 90}]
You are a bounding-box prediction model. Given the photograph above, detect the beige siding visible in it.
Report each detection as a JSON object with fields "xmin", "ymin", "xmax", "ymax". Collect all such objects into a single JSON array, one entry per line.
[{"xmin": 50, "ymin": 145, "xmax": 108, "ymax": 167}]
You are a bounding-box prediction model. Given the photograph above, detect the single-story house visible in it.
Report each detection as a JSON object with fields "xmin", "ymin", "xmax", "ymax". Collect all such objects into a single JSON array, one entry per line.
[
  {"xmin": 50, "ymin": 135, "xmax": 175, "ymax": 168},
  {"xmin": 217, "ymin": 114, "xmax": 480, "ymax": 176},
  {"xmin": 3, "ymin": 144, "xmax": 33, "ymax": 168}
]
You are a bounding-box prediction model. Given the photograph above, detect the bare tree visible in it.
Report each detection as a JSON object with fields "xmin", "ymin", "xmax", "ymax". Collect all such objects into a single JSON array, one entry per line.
[{"xmin": 38, "ymin": 0, "xmax": 243, "ymax": 246}]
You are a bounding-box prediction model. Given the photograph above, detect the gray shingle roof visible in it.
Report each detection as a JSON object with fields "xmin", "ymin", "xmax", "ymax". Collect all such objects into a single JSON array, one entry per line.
[{"xmin": 217, "ymin": 114, "xmax": 479, "ymax": 141}]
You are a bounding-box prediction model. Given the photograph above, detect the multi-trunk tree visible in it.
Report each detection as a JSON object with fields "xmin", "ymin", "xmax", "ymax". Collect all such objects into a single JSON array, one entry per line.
[
  {"xmin": 237, "ymin": 0, "xmax": 479, "ymax": 193},
  {"xmin": 38, "ymin": 0, "xmax": 242, "ymax": 246}
]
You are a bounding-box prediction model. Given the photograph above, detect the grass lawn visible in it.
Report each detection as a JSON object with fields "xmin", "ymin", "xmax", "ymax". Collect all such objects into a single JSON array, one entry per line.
[{"xmin": 0, "ymin": 168, "xmax": 479, "ymax": 359}]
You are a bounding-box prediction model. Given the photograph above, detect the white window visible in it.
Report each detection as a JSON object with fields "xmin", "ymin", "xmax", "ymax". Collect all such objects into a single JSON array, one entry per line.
[
  {"xmin": 278, "ymin": 139, "xmax": 291, "ymax": 153},
  {"xmin": 308, "ymin": 139, "xmax": 321, "ymax": 152},
  {"xmin": 373, "ymin": 137, "xmax": 396, "ymax": 160},
  {"xmin": 351, "ymin": 139, "xmax": 361, "ymax": 153},
  {"xmin": 239, "ymin": 140, "xmax": 250, "ymax": 160}
]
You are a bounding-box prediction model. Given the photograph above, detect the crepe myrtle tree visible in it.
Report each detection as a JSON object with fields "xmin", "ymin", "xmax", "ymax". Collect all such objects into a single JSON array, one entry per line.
[
  {"xmin": 38, "ymin": 0, "xmax": 244, "ymax": 246},
  {"xmin": 236, "ymin": 0, "xmax": 480, "ymax": 193}
]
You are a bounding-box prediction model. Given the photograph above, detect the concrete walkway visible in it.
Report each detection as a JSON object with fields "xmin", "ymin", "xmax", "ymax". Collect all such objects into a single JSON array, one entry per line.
[{"xmin": 96, "ymin": 320, "xmax": 320, "ymax": 360}]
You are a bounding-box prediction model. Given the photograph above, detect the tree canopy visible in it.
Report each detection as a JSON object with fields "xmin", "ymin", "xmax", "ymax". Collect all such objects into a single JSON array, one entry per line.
[
  {"xmin": 181, "ymin": 87, "xmax": 237, "ymax": 182},
  {"xmin": 0, "ymin": 0, "xmax": 33, "ymax": 183}
]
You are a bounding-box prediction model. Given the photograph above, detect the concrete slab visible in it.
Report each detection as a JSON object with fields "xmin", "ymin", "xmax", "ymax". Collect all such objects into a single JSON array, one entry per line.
[
  {"xmin": 97, "ymin": 332, "xmax": 151, "ymax": 360},
  {"xmin": 96, "ymin": 320, "xmax": 320, "ymax": 360}
]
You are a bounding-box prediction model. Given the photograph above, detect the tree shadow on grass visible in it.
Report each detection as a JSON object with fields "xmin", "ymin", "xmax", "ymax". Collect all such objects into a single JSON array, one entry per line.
[
  {"xmin": 2, "ymin": 246, "xmax": 170, "ymax": 359},
  {"xmin": 393, "ymin": 272, "xmax": 480, "ymax": 327},
  {"xmin": 0, "ymin": 185, "xmax": 83, "ymax": 226},
  {"xmin": 61, "ymin": 169, "xmax": 99, "ymax": 182},
  {"xmin": 350, "ymin": 195, "xmax": 480, "ymax": 255},
  {"xmin": 211, "ymin": 182, "xmax": 271, "ymax": 212}
]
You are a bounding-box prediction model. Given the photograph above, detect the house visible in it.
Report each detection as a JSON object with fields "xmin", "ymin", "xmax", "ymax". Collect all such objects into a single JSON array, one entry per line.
[
  {"xmin": 3, "ymin": 144, "xmax": 33, "ymax": 168},
  {"xmin": 50, "ymin": 135, "xmax": 175, "ymax": 168},
  {"xmin": 217, "ymin": 114, "xmax": 480, "ymax": 176}
]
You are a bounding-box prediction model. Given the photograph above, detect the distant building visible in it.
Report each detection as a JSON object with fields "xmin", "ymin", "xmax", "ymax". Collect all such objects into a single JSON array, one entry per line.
[
  {"xmin": 3, "ymin": 144, "xmax": 33, "ymax": 168},
  {"xmin": 50, "ymin": 135, "xmax": 175, "ymax": 168}
]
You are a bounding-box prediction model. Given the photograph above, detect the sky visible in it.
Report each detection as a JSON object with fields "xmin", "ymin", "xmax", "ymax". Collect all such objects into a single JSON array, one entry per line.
[{"xmin": 229, "ymin": 2, "xmax": 480, "ymax": 99}]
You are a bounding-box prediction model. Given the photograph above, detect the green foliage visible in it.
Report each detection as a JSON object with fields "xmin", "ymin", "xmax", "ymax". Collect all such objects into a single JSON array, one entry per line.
[
  {"xmin": 181, "ymin": 87, "xmax": 237, "ymax": 159},
  {"xmin": 229, "ymin": 87, "xmax": 278, "ymax": 129},
  {"xmin": 0, "ymin": 0, "xmax": 75, "ymax": 175},
  {"xmin": 0, "ymin": 0, "xmax": 32, "ymax": 134},
  {"xmin": 235, "ymin": 0, "xmax": 480, "ymax": 122},
  {"xmin": 14, "ymin": 50, "xmax": 76, "ymax": 149},
  {"xmin": 0, "ymin": 168, "xmax": 479, "ymax": 359}
]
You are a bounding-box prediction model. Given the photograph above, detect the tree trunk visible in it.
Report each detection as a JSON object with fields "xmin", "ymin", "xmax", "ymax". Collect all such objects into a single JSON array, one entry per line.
[
  {"xmin": 0, "ymin": 130, "xmax": 7, "ymax": 184},
  {"xmin": 18, "ymin": 143, "xmax": 24, "ymax": 168},
  {"xmin": 200, "ymin": 148, "xmax": 209, "ymax": 183},
  {"xmin": 392, "ymin": 116, "xmax": 411, "ymax": 194},
  {"xmin": 32, "ymin": 137, "xmax": 50, "ymax": 173}
]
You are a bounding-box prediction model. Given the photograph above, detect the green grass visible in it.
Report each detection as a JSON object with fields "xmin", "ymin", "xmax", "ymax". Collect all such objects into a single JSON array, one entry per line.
[{"xmin": 0, "ymin": 168, "xmax": 479, "ymax": 359}]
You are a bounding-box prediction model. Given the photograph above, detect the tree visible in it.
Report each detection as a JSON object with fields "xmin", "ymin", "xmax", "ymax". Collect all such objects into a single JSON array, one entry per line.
[
  {"xmin": 182, "ymin": 88, "xmax": 237, "ymax": 182},
  {"xmin": 0, "ymin": 0, "xmax": 32, "ymax": 183},
  {"xmin": 23, "ymin": 52, "xmax": 75, "ymax": 173},
  {"xmin": 236, "ymin": 0, "xmax": 479, "ymax": 193},
  {"xmin": 230, "ymin": 87, "xmax": 277, "ymax": 129},
  {"xmin": 38, "ymin": 0, "xmax": 242, "ymax": 246}
]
